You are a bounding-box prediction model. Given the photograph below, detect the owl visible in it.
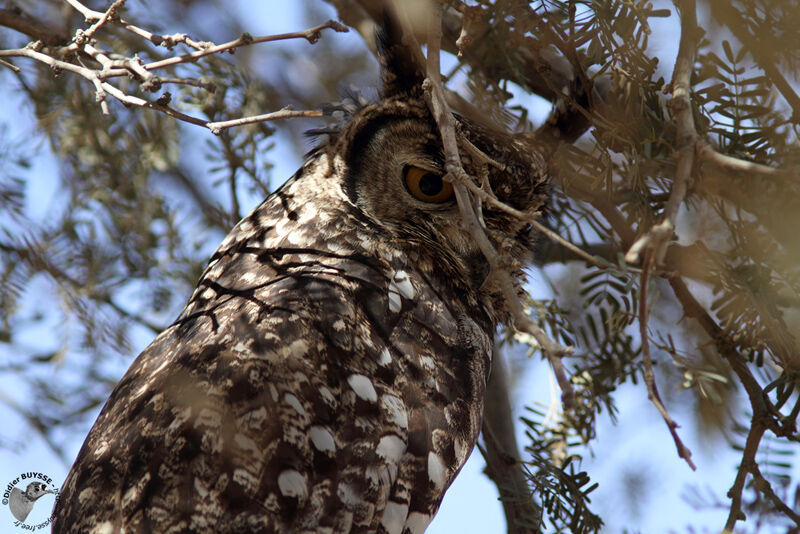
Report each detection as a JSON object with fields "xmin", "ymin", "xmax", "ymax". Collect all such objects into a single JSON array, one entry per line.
[
  {"xmin": 9, "ymin": 481, "xmax": 54, "ymax": 522},
  {"xmin": 52, "ymin": 13, "xmax": 548, "ymax": 534}
]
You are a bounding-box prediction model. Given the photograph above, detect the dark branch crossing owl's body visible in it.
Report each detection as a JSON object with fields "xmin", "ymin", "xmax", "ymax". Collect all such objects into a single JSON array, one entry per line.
[{"xmin": 53, "ymin": 12, "xmax": 548, "ymax": 534}]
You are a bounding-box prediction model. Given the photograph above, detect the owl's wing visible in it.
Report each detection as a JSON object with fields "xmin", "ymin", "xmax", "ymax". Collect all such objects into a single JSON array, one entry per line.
[{"xmin": 53, "ymin": 206, "xmax": 490, "ymax": 534}]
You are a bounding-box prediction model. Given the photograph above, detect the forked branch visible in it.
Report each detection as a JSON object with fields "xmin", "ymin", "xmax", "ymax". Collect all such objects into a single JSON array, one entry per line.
[{"xmin": 0, "ymin": 0, "xmax": 346, "ymax": 133}]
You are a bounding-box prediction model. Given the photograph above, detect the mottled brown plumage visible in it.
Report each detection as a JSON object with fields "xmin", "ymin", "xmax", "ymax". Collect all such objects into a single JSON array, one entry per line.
[{"xmin": 53, "ymin": 14, "xmax": 548, "ymax": 534}]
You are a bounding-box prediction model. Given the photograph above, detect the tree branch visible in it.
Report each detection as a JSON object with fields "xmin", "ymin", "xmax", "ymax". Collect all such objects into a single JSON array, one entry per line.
[
  {"xmin": 420, "ymin": 3, "xmax": 574, "ymax": 412},
  {"xmin": 638, "ymin": 261, "xmax": 696, "ymax": 470},
  {"xmin": 0, "ymin": 8, "xmax": 69, "ymax": 46},
  {"xmin": 323, "ymin": 0, "xmax": 601, "ymax": 146},
  {"xmin": 482, "ymin": 344, "xmax": 542, "ymax": 533},
  {"xmin": 0, "ymin": 13, "xmax": 343, "ymax": 133},
  {"xmin": 666, "ymin": 276, "xmax": 799, "ymax": 530},
  {"xmin": 626, "ymin": 0, "xmax": 698, "ymax": 266},
  {"xmin": 141, "ymin": 20, "xmax": 349, "ymax": 72}
]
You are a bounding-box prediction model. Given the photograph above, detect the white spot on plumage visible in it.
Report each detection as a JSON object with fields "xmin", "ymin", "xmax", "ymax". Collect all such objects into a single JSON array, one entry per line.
[
  {"xmin": 405, "ymin": 512, "xmax": 434, "ymax": 534},
  {"xmin": 392, "ymin": 270, "xmax": 415, "ymax": 299},
  {"xmin": 380, "ymin": 395, "xmax": 408, "ymax": 429},
  {"xmin": 199, "ymin": 287, "xmax": 215, "ymax": 300},
  {"xmin": 337, "ymin": 481, "xmax": 360, "ymax": 507},
  {"xmin": 93, "ymin": 440, "xmax": 109, "ymax": 458},
  {"xmin": 288, "ymin": 339, "xmax": 308, "ymax": 358},
  {"xmin": 454, "ymin": 437, "xmax": 471, "ymax": 465},
  {"xmin": 284, "ymin": 393, "xmax": 306, "ymax": 416},
  {"xmin": 284, "ymin": 228, "xmax": 305, "ymax": 245},
  {"xmin": 387, "ymin": 270, "xmax": 414, "ymax": 314},
  {"xmin": 376, "ymin": 434, "xmax": 406, "ymax": 463},
  {"xmin": 381, "ymin": 501, "xmax": 410, "ymax": 534},
  {"xmin": 234, "ymin": 433, "xmax": 260, "ymax": 457},
  {"xmin": 194, "ymin": 478, "xmax": 208, "ymax": 499},
  {"xmin": 319, "ymin": 385, "xmax": 336, "ymax": 406},
  {"xmin": 427, "ymin": 452, "xmax": 447, "ymax": 491},
  {"xmin": 310, "ymin": 425, "xmax": 336, "ymax": 453},
  {"xmin": 132, "ymin": 381, "xmax": 149, "ymax": 399},
  {"xmin": 167, "ymin": 407, "xmax": 192, "ymax": 437},
  {"xmin": 195, "ymin": 408, "xmax": 221, "ymax": 429},
  {"xmin": 332, "ymin": 319, "xmax": 346, "ymax": 331},
  {"xmin": 239, "ymin": 271, "xmax": 258, "ymax": 284},
  {"xmin": 419, "ymin": 355, "xmax": 436, "ymax": 370},
  {"xmin": 387, "ymin": 290, "xmax": 402, "ymax": 313},
  {"xmin": 234, "ymin": 468, "xmax": 258, "ymax": 492},
  {"xmin": 277, "ymin": 470, "xmax": 308, "ymax": 499},
  {"xmin": 377, "ymin": 347, "xmax": 392, "ymax": 366},
  {"xmin": 347, "ymin": 373, "xmax": 377, "ymax": 402},
  {"xmin": 91, "ymin": 521, "xmax": 115, "ymax": 534},
  {"xmin": 121, "ymin": 473, "xmax": 149, "ymax": 510}
]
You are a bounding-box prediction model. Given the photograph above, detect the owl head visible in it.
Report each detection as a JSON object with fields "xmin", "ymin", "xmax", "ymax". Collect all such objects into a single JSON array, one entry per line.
[
  {"xmin": 312, "ymin": 8, "xmax": 549, "ymax": 323},
  {"xmin": 24, "ymin": 481, "xmax": 54, "ymax": 501}
]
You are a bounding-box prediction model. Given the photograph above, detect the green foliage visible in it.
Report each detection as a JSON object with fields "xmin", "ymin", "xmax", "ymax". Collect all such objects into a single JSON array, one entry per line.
[
  {"xmin": 480, "ymin": 0, "xmax": 800, "ymax": 530},
  {"xmin": 518, "ymin": 405, "xmax": 602, "ymax": 533}
]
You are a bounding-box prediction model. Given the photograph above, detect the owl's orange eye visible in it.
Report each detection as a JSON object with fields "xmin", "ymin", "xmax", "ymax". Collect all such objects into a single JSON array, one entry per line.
[{"xmin": 403, "ymin": 166, "xmax": 454, "ymax": 204}]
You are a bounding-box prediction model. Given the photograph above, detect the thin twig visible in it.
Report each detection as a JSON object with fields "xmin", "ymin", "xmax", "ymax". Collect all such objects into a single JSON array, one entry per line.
[
  {"xmin": 1, "ymin": 4, "xmax": 346, "ymax": 132},
  {"xmin": 65, "ymin": 0, "xmax": 211, "ymax": 50},
  {"xmin": 638, "ymin": 259, "xmax": 696, "ymax": 470},
  {"xmin": 749, "ymin": 463, "xmax": 800, "ymax": 527},
  {"xmin": 0, "ymin": 34, "xmax": 328, "ymax": 132},
  {"xmin": 142, "ymin": 21, "xmax": 348, "ymax": 72},
  {"xmin": 666, "ymin": 277, "xmax": 799, "ymax": 530},
  {"xmin": 626, "ymin": 0, "xmax": 698, "ymax": 266},
  {"xmin": 0, "ymin": 57, "xmax": 20, "ymax": 72},
  {"xmin": 698, "ymin": 141, "xmax": 797, "ymax": 179},
  {"xmin": 420, "ymin": 2, "xmax": 574, "ymax": 410},
  {"xmin": 206, "ymin": 108, "xmax": 323, "ymax": 134},
  {"xmin": 76, "ymin": 0, "xmax": 126, "ymax": 43},
  {"xmin": 723, "ymin": 417, "xmax": 764, "ymax": 532},
  {"xmin": 0, "ymin": 8, "xmax": 69, "ymax": 45}
]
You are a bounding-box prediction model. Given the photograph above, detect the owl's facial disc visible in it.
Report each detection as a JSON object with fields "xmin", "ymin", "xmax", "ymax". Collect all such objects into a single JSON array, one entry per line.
[
  {"xmin": 346, "ymin": 116, "xmax": 456, "ymax": 220},
  {"xmin": 337, "ymin": 102, "xmax": 547, "ymax": 286}
]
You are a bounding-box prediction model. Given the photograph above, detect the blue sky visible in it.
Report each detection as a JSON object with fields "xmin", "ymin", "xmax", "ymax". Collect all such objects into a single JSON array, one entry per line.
[{"xmin": 0, "ymin": 1, "xmax": 789, "ymax": 532}]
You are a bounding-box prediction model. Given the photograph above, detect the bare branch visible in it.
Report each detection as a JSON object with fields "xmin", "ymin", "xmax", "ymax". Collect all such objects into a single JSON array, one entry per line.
[
  {"xmin": 65, "ymin": 0, "xmax": 213, "ymax": 50},
  {"xmin": 626, "ymin": 0, "xmax": 698, "ymax": 266},
  {"xmin": 723, "ymin": 417, "xmax": 764, "ymax": 532},
  {"xmin": 206, "ymin": 108, "xmax": 323, "ymax": 135},
  {"xmin": 698, "ymin": 141, "xmax": 798, "ymax": 179},
  {"xmin": 420, "ymin": 2, "xmax": 574, "ymax": 411},
  {"xmin": 142, "ymin": 20, "xmax": 348, "ymax": 72},
  {"xmin": 0, "ymin": 8, "xmax": 69, "ymax": 46},
  {"xmin": 482, "ymin": 345, "xmax": 542, "ymax": 533},
  {"xmin": 638, "ymin": 262, "xmax": 696, "ymax": 470},
  {"xmin": 76, "ymin": 0, "xmax": 126, "ymax": 43},
  {"xmin": 0, "ymin": 14, "xmax": 341, "ymax": 133}
]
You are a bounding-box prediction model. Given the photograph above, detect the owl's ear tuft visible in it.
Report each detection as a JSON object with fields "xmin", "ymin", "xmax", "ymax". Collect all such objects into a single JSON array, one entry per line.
[{"xmin": 377, "ymin": 2, "xmax": 427, "ymax": 99}]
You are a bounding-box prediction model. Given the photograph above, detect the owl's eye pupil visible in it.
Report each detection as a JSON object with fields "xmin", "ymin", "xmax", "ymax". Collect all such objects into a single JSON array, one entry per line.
[
  {"xmin": 403, "ymin": 166, "xmax": 454, "ymax": 203},
  {"xmin": 418, "ymin": 173, "xmax": 443, "ymax": 196}
]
